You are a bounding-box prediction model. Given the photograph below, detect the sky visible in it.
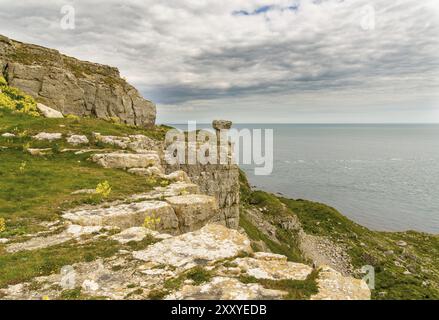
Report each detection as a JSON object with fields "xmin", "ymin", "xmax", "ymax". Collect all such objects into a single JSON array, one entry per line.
[{"xmin": 0, "ymin": 0, "xmax": 438, "ymax": 123}]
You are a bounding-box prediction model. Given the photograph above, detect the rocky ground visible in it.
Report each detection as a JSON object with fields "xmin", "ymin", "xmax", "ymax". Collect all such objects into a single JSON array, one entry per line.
[{"xmin": 0, "ymin": 107, "xmax": 371, "ymax": 300}]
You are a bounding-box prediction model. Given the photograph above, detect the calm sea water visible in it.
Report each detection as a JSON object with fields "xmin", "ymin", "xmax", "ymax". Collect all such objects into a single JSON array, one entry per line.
[{"xmin": 170, "ymin": 123, "xmax": 439, "ymax": 234}]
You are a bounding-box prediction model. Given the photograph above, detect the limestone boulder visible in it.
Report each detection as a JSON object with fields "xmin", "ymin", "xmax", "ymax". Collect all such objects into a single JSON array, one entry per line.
[
  {"xmin": 166, "ymin": 195, "xmax": 218, "ymax": 233},
  {"xmin": 62, "ymin": 200, "xmax": 179, "ymax": 234},
  {"xmin": 91, "ymin": 152, "xmax": 161, "ymax": 169},
  {"xmin": 233, "ymin": 252, "xmax": 313, "ymax": 281},
  {"xmin": 167, "ymin": 277, "xmax": 286, "ymax": 300},
  {"xmin": 67, "ymin": 135, "xmax": 89, "ymax": 146},
  {"xmin": 36, "ymin": 103, "xmax": 63, "ymax": 118},
  {"xmin": 311, "ymin": 266, "xmax": 371, "ymax": 300},
  {"xmin": 33, "ymin": 132, "xmax": 62, "ymax": 141},
  {"xmin": 133, "ymin": 224, "xmax": 252, "ymax": 270}
]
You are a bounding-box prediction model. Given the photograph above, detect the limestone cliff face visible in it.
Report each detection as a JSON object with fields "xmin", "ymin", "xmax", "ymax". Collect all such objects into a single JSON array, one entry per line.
[
  {"xmin": 176, "ymin": 163, "xmax": 240, "ymax": 229},
  {"xmin": 0, "ymin": 35, "xmax": 155, "ymax": 127}
]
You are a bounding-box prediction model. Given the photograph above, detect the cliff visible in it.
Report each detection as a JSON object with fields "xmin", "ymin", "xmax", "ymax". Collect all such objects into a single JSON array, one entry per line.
[
  {"xmin": 0, "ymin": 35, "xmax": 156, "ymax": 127},
  {"xmin": 0, "ymin": 107, "xmax": 370, "ymax": 300}
]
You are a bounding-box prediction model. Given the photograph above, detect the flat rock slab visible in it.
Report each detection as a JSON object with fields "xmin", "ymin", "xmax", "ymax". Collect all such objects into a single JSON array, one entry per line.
[
  {"xmin": 91, "ymin": 152, "xmax": 161, "ymax": 169},
  {"xmin": 63, "ymin": 200, "xmax": 179, "ymax": 233},
  {"xmin": 233, "ymin": 255, "xmax": 313, "ymax": 281},
  {"xmin": 128, "ymin": 182, "xmax": 200, "ymax": 201},
  {"xmin": 167, "ymin": 276, "xmax": 286, "ymax": 300},
  {"xmin": 1, "ymin": 133, "xmax": 15, "ymax": 138},
  {"xmin": 5, "ymin": 225, "xmax": 103, "ymax": 253},
  {"xmin": 166, "ymin": 195, "xmax": 218, "ymax": 233},
  {"xmin": 67, "ymin": 135, "xmax": 89, "ymax": 146},
  {"xmin": 33, "ymin": 132, "xmax": 63, "ymax": 141},
  {"xmin": 111, "ymin": 227, "xmax": 172, "ymax": 244},
  {"xmin": 132, "ymin": 224, "xmax": 252, "ymax": 270},
  {"xmin": 310, "ymin": 266, "xmax": 371, "ymax": 300},
  {"xmin": 36, "ymin": 103, "xmax": 63, "ymax": 118}
]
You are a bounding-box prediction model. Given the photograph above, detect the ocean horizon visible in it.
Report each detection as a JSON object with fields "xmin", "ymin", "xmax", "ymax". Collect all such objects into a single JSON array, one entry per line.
[{"xmin": 170, "ymin": 123, "xmax": 439, "ymax": 234}]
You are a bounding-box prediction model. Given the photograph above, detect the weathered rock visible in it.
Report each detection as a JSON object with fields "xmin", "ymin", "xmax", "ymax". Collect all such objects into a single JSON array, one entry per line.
[
  {"xmin": 167, "ymin": 277, "xmax": 286, "ymax": 300},
  {"xmin": 128, "ymin": 182, "xmax": 200, "ymax": 201},
  {"xmin": 111, "ymin": 227, "xmax": 172, "ymax": 244},
  {"xmin": 133, "ymin": 224, "xmax": 252, "ymax": 270},
  {"xmin": 67, "ymin": 135, "xmax": 89, "ymax": 146},
  {"xmin": 36, "ymin": 103, "xmax": 63, "ymax": 118},
  {"xmin": 5, "ymin": 225, "xmax": 103, "ymax": 253},
  {"xmin": 0, "ymin": 34, "xmax": 156, "ymax": 127},
  {"xmin": 91, "ymin": 152, "xmax": 161, "ymax": 169},
  {"xmin": 163, "ymin": 170, "xmax": 191, "ymax": 183},
  {"xmin": 310, "ymin": 266, "xmax": 371, "ymax": 300},
  {"xmin": 62, "ymin": 200, "xmax": 179, "ymax": 234},
  {"xmin": 396, "ymin": 240, "xmax": 408, "ymax": 247},
  {"xmin": 127, "ymin": 166, "xmax": 164, "ymax": 177},
  {"xmin": 33, "ymin": 132, "xmax": 62, "ymax": 141},
  {"xmin": 0, "ymin": 238, "xmax": 9, "ymax": 244},
  {"xmin": 166, "ymin": 195, "xmax": 219, "ymax": 233},
  {"xmin": 27, "ymin": 148, "xmax": 52, "ymax": 156},
  {"xmin": 93, "ymin": 133, "xmax": 131, "ymax": 149},
  {"xmin": 82, "ymin": 280, "xmax": 100, "ymax": 292},
  {"xmin": 1, "ymin": 132, "xmax": 15, "ymax": 138},
  {"xmin": 167, "ymin": 163, "xmax": 240, "ymax": 229},
  {"xmin": 212, "ymin": 120, "xmax": 233, "ymax": 131},
  {"xmin": 233, "ymin": 252, "xmax": 313, "ymax": 281},
  {"xmin": 71, "ymin": 189, "xmax": 96, "ymax": 195}
]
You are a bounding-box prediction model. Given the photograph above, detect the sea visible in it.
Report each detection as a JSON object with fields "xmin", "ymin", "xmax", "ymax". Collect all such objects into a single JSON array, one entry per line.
[{"xmin": 170, "ymin": 123, "xmax": 439, "ymax": 234}]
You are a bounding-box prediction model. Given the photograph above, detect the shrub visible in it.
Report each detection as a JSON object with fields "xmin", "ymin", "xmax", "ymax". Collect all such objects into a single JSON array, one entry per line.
[
  {"xmin": 66, "ymin": 114, "xmax": 80, "ymax": 121},
  {"xmin": 0, "ymin": 76, "xmax": 40, "ymax": 116},
  {"xmin": 0, "ymin": 218, "xmax": 6, "ymax": 233},
  {"xmin": 143, "ymin": 212, "xmax": 161, "ymax": 230},
  {"xmin": 95, "ymin": 181, "xmax": 111, "ymax": 198}
]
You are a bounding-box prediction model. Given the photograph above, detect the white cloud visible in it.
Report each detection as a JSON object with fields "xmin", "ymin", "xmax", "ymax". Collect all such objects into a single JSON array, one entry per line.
[{"xmin": 0, "ymin": 0, "xmax": 438, "ymax": 123}]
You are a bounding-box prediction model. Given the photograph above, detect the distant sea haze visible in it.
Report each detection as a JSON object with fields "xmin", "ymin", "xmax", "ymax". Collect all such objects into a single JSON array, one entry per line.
[{"xmin": 170, "ymin": 123, "xmax": 439, "ymax": 234}]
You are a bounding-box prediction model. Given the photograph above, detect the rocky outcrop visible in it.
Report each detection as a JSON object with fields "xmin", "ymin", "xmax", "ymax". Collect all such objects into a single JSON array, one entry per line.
[
  {"xmin": 0, "ymin": 224, "xmax": 370, "ymax": 300},
  {"xmin": 62, "ymin": 182, "xmax": 218, "ymax": 235},
  {"xmin": 0, "ymin": 34, "xmax": 155, "ymax": 127},
  {"xmin": 164, "ymin": 121, "xmax": 240, "ymax": 229}
]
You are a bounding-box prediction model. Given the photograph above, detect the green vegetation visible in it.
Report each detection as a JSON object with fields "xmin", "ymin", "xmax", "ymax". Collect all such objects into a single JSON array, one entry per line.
[
  {"xmin": 147, "ymin": 266, "xmax": 214, "ymax": 300},
  {"xmin": 281, "ymin": 197, "xmax": 439, "ymax": 300},
  {"xmin": 0, "ymin": 239, "xmax": 119, "ymax": 288},
  {"xmin": 238, "ymin": 169, "xmax": 439, "ymax": 299},
  {"xmin": 0, "ymin": 75, "xmax": 39, "ymax": 116},
  {"xmin": 0, "ymin": 108, "xmax": 170, "ymax": 236},
  {"xmin": 239, "ymin": 269, "xmax": 319, "ymax": 300}
]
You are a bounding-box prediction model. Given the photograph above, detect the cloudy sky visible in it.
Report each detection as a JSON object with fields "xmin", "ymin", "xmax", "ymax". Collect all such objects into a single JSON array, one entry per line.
[{"xmin": 1, "ymin": 0, "xmax": 438, "ymax": 123}]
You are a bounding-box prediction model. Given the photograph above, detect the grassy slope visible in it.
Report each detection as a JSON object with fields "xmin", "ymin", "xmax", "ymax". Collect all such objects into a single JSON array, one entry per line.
[
  {"xmin": 0, "ymin": 109, "xmax": 169, "ymax": 288},
  {"xmin": 238, "ymin": 170, "xmax": 439, "ymax": 300}
]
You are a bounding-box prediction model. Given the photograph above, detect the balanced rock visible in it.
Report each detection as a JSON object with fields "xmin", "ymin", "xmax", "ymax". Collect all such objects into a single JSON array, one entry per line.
[{"xmin": 212, "ymin": 120, "xmax": 233, "ymax": 131}]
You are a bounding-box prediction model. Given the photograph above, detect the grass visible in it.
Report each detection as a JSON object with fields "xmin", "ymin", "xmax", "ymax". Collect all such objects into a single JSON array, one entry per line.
[
  {"xmin": 239, "ymin": 269, "xmax": 320, "ymax": 300},
  {"xmin": 0, "ymin": 239, "xmax": 119, "ymax": 288},
  {"xmin": 280, "ymin": 198, "xmax": 439, "ymax": 300},
  {"xmin": 238, "ymin": 169, "xmax": 439, "ymax": 299},
  {"xmin": 0, "ymin": 109, "xmax": 171, "ymax": 237},
  {"xmin": 147, "ymin": 266, "xmax": 214, "ymax": 300},
  {"xmin": 0, "ymin": 234, "xmax": 156, "ymax": 289}
]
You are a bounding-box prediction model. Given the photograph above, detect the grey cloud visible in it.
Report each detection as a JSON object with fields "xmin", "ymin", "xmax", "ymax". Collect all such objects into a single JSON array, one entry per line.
[{"xmin": 0, "ymin": 0, "xmax": 438, "ymax": 123}]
